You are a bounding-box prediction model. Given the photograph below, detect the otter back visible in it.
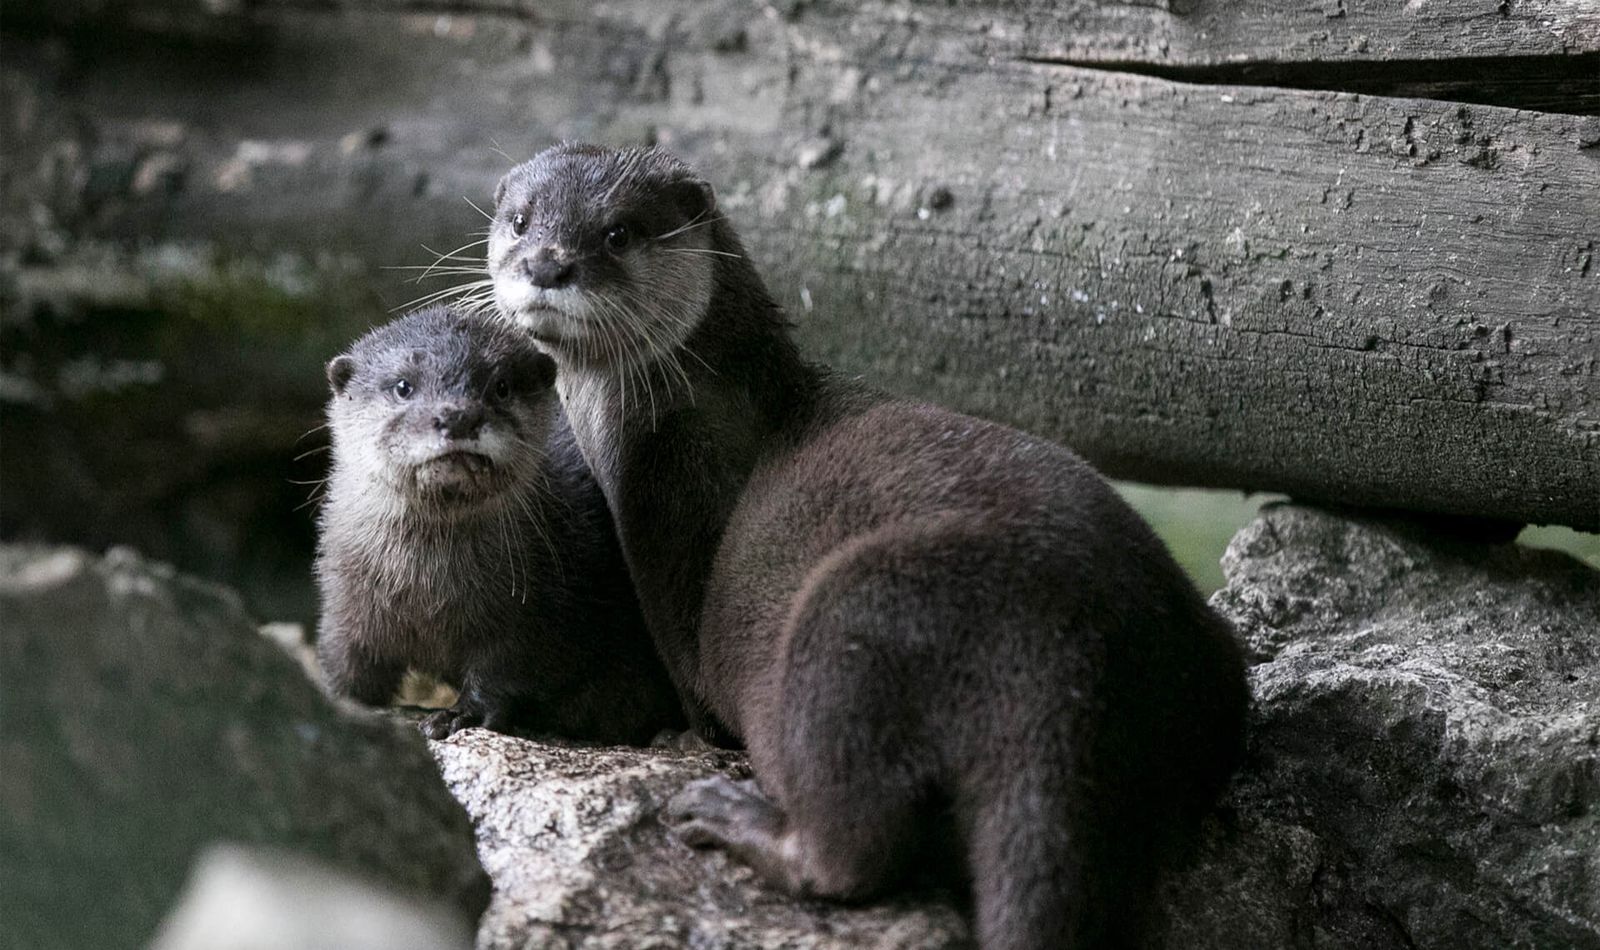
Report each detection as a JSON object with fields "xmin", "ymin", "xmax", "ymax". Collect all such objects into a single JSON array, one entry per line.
[{"xmin": 489, "ymin": 144, "xmax": 1247, "ymax": 949}]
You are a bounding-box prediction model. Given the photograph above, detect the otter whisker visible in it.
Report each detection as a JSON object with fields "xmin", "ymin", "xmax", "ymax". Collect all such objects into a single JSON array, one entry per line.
[
  {"xmin": 418, "ymin": 237, "xmax": 491, "ymax": 275},
  {"xmin": 495, "ymin": 505, "xmax": 517, "ymax": 600},
  {"xmin": 511, "ymin": 484, "xmax": 560, "ymax": 588},
  {"xmin": 463, "ymin": 196, "xmax": 494, "ymax": 221},
  {"xmin": 615, "ymin": 283, "xmax": 715, "ymax": 384},
  {"xmin": 391, "ymin": 279, "xmax": 496, "ymax": 313},
  {"xmin": 293, "ymin": 475, "xmax": 329, "ymax": 512},
  {"xmin": 655, "ymin": 210, "xmax": 726, "ymax": 242},
  {"xmin": 625, "ymin": 300, "xmax": 690, "ymax": 416},
  {"xmin": 600, "ymin": 308, "xmax": 634, "ymax": 424},
  {"xmin": 593, "ymin": 294, "xmax": 657, "ymax": 425},
  {"xmin": 395, "ymin": 269, "xmax": 493, "ymax": 287},
  {"xmin": 659, "ymin": 247, "xmax": 744, "ymax": 260},
  {"xmin": 387, "ymin": 264, "xmax": 488, "ymax": 277}
]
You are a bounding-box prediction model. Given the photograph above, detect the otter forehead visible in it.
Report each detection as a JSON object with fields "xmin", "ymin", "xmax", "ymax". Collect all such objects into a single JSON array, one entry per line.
[
  {"xmin": 338, "ymin": 306, "xmax": 548, "ymax": 396},
  {"xmin": 499, "ymin": 145, "xmax": 697, "ymax": 209},
  {"xmin": 493, "ymin": 145, "xmax": 711, "ymax": 246}
]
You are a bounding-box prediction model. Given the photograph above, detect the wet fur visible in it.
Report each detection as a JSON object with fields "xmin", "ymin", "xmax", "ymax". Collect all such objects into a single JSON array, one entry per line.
[
  {"xmin": 314, "ymin": 305, "xmax": 682, "ymax": 744},
  {"xmin": 489, "ymin": 145, "xmax": 1248, "ymax": 948}
]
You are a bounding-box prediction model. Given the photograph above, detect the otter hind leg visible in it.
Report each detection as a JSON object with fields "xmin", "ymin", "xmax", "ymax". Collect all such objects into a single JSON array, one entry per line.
[
  {"xmin": 664, "ymin": 774, "xmax": 916, "ymax": 902},
  {"xmin": 666, "ymin": 538, "xmax": 943, "ymax": 901}
]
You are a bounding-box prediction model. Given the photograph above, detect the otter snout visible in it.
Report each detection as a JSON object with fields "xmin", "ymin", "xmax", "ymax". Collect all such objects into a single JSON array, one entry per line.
[
  {"xmin": 522, "ymin": 250, "xmax": 576, "ymax": 290},
  {"xmin": 433, "ymin": 405, "xmax": 485, "ymax": 440}
]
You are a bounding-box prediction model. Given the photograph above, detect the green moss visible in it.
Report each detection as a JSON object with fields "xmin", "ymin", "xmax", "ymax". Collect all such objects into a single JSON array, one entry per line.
[
  {"xmin": 1115, "ymin": 483, "xmax": 1275, "ymax": 593},
  {"xmin": 1519, "ymin": 524, "xmax": 1600, "ymax": 571}
]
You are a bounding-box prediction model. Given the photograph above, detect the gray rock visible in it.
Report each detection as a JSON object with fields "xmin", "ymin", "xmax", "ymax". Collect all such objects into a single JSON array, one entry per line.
[
  {"xmin": 430, "ymin": 504, "xmax": 1599, "ymax": 950},
  {"xmin": 1172, "ymin": 503, "xmax": 1600, "ymax": 949},
  {"xmin": 0, "ymin": 545, "xmax": 488, "ymax": 950},
  {"xmin": 149, "ymin": 844, "xmax": 472, "ymax": 950},
  {"xmin": 430, "ymin": 731, "xmax": 969, "ymax": 949}
]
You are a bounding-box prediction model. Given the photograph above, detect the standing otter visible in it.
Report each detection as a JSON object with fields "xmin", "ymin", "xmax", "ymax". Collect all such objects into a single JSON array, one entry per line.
[
  {"xmin": 487, "ymin": 144, "xmax": 1248, "ymax": 948},
  {"xmin": 314, "ymin": 304, "xmax": 682, "ymax": 744}
]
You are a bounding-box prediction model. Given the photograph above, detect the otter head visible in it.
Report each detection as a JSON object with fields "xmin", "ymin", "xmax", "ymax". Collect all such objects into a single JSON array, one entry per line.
[
  {"xmin": 325, "ymin": 306, "xmax": 557, "ymax": 515},
  {"xmin": 487, "ymin": 144, "xmax": 720, "ymax": 368}
]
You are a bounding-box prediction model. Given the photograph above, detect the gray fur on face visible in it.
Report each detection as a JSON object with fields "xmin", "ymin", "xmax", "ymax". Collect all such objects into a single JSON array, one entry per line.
[
  {"xmin": 487, "ymin": 145, "xmax": 720, "ymax": 375},
  {"xmin": 324, "ymin": 306, "xmax": 556, "ymax": 521}
]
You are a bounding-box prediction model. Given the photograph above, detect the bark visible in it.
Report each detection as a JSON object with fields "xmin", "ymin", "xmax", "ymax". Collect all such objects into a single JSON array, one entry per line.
[{"xmin": 3, "ymin": 1, "xmax": 1597, "ymax": 529}]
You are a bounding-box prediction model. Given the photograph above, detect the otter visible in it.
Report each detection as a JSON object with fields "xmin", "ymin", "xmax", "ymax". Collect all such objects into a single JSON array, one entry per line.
[
  {"xmin": 313, "ymin": 304, "xmax": 682, "ymax": 744},
  {"xmin": 487, "ymin": 144, "xmax": 1248, "ymax": 949}
]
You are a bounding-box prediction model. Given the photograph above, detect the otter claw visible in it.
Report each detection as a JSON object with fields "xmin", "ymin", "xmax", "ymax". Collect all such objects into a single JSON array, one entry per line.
[
  {"xmin": 663, "ymin": 776, "xmax": 779, "ymax": 850},
  {"xmin": 419, "ymin": 706, "xmax": 483, "ymax": 739}
]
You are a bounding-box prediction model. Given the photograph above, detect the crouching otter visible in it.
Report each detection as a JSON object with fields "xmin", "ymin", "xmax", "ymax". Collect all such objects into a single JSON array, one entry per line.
[
  {"xmin": 488, "ymin": 144, "xmax": 1248, "ymax": 948},
  {"xmin": 313, "ymin": 305, "xmax": 681, "ymax": 744}
]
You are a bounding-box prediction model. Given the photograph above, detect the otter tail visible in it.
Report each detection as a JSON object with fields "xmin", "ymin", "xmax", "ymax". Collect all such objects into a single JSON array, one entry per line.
[
  {"xmin": 964, "ymin": 763, "xmax": 1156, "ymax": 950},
  {"xmin": 962, "ymin": 619, "xmax": 1246, "ymax": 950}
]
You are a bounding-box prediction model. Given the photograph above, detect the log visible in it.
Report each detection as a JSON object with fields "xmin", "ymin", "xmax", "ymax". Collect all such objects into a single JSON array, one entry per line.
[{"xmin": 2, "ymin": 2, "xmax": 1597, "ymax": 529}]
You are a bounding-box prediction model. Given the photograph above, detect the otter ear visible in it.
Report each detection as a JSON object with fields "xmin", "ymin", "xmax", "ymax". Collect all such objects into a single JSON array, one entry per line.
[
  {"xmin": 525, "ymin": 351, "xmax": 557, "ymax": 392},
  {"xmin": 667, "ymin": 176, "xmax": 716, "ymax": 223},
  {"xmin": 493, "ymin": 172, "xmax": 511, "ymax": 209},
  {"xmin": 327, "ymin": 355, "xmax": 356, "ymax": 394}
]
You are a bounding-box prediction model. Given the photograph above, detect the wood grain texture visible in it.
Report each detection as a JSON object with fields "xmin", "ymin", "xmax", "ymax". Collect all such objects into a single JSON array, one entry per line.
[
  {"xmin": 4, "ymin": 1, "xmax": 1597, "ymax": 527},
  {"xmin": 893, "ymin": 0, "xmax": 1600, "ymax": 66}
]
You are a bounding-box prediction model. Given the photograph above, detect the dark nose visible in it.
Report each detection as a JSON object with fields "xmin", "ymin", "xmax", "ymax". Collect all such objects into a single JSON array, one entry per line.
[
  {"xmin": 433, "ymin": 405, "xmax": 484, "ymax": 440},
  {"xmin": 522, "ymin": 253, "xmax": 575, "ymax": 289}
]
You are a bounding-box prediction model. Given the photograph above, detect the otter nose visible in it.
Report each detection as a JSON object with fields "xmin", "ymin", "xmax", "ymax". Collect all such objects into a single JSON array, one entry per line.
[
  {"xmin": 434, "ymin": 406, "xmax": 484, "ymax": 440},
  {"xmin": 522, "ymin": 253, "xmax": 575, "ymax": 290}
]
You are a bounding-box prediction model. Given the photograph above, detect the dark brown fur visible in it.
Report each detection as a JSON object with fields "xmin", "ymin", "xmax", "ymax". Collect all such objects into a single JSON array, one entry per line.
[
  {"xmin": 488, "ymin": 145, "xmax": 1248, "ymax": 948},
  {"xmin": 313, "ymin": 305, "xmax": 682, "ymax": 743}
]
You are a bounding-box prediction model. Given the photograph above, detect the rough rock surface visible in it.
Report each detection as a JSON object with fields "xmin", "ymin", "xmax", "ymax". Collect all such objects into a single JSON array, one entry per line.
[
  {"xmin": 430, "ymin": 504, "xmax": 1598, "ymax": 949},
  {"xmin": 430, "ymin": 733, "xmax": 969, "ymax": 949},
  {"xmin": 0, "ymin": 544, "xmax": 489, "ymax": 950},
  {"xmin": 1196, "ymin": 503, "xmax": 1600, "ymax": 950}
]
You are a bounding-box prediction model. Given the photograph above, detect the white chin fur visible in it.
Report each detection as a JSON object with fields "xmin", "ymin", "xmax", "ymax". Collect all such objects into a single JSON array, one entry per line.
[
  {"xmin": 494, "ymin": 277, "xmax": 587, "ymax": 331},
  {"xmin": 404, "ymin": 428, "xmax": 512, "ymax": 468}
]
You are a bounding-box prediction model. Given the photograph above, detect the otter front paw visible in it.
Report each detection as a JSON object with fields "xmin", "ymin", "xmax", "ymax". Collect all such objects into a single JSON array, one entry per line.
[
  {"xmin": 419, "ymin": 683, "xmax": 521, "ymax": 739},
  {"xmin": 663, "ymin": 775, "xmax": 782, "ymax": 850},
  {"xmin": 419, "ymin": 704, "xmax": 484, "ymax": 740},
  {"xmin": 650, "ymin": 728, "xmax": 718, "ymax": 753}
]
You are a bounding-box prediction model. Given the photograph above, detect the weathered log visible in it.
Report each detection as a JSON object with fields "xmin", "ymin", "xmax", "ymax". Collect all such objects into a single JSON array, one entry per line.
[
  {"xmin": 2, "ymin": 2, "xmax": 1597, "ymax": 529},
  {"xmin": 15, "ymin": 0, "xmax": 1599, "ymax": 111}
]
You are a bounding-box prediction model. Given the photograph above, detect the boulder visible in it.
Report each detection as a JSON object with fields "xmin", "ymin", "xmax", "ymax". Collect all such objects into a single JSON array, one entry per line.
[
  {"xmin": 430, "ymin": 733, "xmax": 969, "ymax": 949},
  {"xmin": 427, "ymin": 503, "xmax": 1599, "ymax": 949},
  {"xmin": 1182, "ymin": 503, "xmax": 1600, "ymax": 950},
  {"xmin": 0, "ymin": 545, "xmax": 489, "ymax": 950},
  {"xmin": 149, "ymin": 844, "xmax": 473, "ymax": 950}
]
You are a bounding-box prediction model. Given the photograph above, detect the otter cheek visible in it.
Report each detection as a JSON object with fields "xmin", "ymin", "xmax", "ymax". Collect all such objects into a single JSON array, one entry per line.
[
  {"xmin": 495, "ymin": 274, "xmax": 536, "ymax": 315},
  {"xmin": 472, "ymin": 424, "xmax": 510, "ymax": 466}
]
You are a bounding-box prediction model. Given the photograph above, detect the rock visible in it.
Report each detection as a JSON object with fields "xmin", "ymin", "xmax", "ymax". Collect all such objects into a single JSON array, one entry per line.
[
  {"xmin": 0, "ymin": 545, "xmax": 488, "ymax": 950},
  {"xmin": 1172, "ymin": 503, "xmax": 1600, "ymax": 950},
  {"xmin": 429, "ymin": 504, "xmax": 1598, "ymax": 949},
  {"xmin": 429, "ymin": 732, "xmax": 970, "ymax": 949},
  {"xmin": 149, "ymin": 844, "xmax": 472, "ymax": 950}
]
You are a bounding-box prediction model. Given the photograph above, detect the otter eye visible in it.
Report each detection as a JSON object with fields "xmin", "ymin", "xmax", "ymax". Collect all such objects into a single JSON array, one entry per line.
[
  {"xmin": 494, "ymin": 378, "xmax": 511, "ymax": 401},
  {"xmin": 511, "ymin": 212, "xmax": 528, "ymax": 236},
  {"xmin": 605, "ymin": 223, "xmax": 630, "ymax": 251},
  {"xmin": 391, "ymin": 379, "xmax": 414, "ymax": 400}
]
